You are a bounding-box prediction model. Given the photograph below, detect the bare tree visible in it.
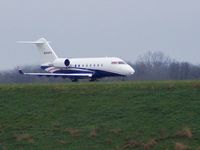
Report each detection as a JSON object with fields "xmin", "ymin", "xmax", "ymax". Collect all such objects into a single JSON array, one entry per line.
[{"xmin": 133, "ymin": 51, "xmax": 172, "ymax": 80}]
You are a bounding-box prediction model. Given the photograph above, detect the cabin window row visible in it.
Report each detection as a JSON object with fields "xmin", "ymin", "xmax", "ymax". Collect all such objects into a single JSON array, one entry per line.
[{"xmin": 74, "ymin": 64, "xmax": 103, "ymax": 68}]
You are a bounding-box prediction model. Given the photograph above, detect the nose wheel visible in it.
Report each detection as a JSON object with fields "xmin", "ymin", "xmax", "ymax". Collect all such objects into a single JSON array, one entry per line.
[{"xmin": 71, "ymin": 78, "xmax": 78, "ymax": 82}]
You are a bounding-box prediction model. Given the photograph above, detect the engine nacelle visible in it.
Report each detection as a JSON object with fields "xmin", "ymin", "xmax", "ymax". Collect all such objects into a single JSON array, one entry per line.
[{"xmin": 52, "ymin": 58, "xmax": 71, "ymax": 67}]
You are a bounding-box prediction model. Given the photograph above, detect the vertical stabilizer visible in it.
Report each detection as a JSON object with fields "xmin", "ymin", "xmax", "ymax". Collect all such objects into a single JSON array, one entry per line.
[{"xmin": 18, "ymin": 38, "xmax": 58, "ymax": 63}]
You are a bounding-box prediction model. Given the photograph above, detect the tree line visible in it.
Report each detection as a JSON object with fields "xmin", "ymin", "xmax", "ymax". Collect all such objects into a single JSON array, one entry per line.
[
  {"xmin": 0, "ymin": 51, "xmax": 199, "ymax": 83},
  {"xmin": 131, "ymin": 51, "xmax": 200, "ymax": 80}
]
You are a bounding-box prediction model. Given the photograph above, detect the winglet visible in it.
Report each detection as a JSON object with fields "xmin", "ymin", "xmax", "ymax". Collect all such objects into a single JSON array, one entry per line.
[{"xmin": 18, "ymin": 69, "xmax": 24, "ymax": 75}]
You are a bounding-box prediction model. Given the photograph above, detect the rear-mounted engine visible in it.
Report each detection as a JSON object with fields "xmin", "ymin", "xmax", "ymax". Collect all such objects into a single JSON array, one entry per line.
[{"xmin": 52, "ymin": 58, "xmax": 71, "ymax": 67}]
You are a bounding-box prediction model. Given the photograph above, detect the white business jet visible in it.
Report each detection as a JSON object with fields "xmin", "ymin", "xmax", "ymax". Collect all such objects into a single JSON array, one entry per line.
[{"xmin": 18, "ymin": 38, "xmax": 135, "ymax": 82}]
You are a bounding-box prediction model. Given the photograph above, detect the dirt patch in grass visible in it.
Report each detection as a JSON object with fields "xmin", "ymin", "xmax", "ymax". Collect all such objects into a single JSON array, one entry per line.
[
  {"xmin": 175, "ymin": 142, "xmax": 189, "ymax": 150},
  {"xmin": 89, "ymin": 128, "xmax": 99, "ymax": 138},
  {"xmin": 14, "ymin": 133, "xmax": 34, "ymax": 143},
  {"xmin": 175, "ymin": 127, "xmax": 192, "ymax": 139},
  {"xmin": 143, "ymin": 139, "xmax": 157, "ymax": 150},
  {"xmin": 109, "ymin": 128, "xmax": 122, "ymax": 135},
  {"xmin": 64, "ymin": 128, "xmax": 80, "ymax": 138},
  {"xmin": 57, "ymin": 140, "xmax": 70, "ymax": 145}
]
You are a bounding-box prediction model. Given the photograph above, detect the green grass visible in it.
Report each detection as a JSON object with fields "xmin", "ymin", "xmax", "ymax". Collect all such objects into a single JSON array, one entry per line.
[{"xmin": 0, "ymin": 81, "xmax": 200, "ymax": 150}]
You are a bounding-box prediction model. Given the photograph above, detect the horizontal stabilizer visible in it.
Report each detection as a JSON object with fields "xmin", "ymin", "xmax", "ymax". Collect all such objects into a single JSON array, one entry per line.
[
  {"xmin": 17, "ymin": 41, "xmax": 45, "ymax": 44},
  {"xmin": 17, "ymin": 40, "xmax": 51, "ymax": 44}
]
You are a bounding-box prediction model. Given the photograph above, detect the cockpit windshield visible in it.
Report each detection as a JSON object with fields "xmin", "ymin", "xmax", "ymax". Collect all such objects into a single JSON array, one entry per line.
[
  {"xmin": 111, "ymin": 61, "xmax": 126, "ymax": 64},
  {"xmin": 118, "ymin": 61, "xmax": 125, "ymax": 64}
]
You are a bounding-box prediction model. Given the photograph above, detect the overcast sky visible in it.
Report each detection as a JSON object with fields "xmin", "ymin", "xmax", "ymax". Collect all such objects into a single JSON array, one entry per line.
[{"xmin": 0, "ymin": 0, "xmax": 199, "ymax": 70}]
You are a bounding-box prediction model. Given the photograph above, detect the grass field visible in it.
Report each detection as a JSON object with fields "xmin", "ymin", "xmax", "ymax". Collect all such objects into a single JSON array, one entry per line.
[{"xmin": 0, "ymin": 81, "xmax": 200, "ymax": 150}]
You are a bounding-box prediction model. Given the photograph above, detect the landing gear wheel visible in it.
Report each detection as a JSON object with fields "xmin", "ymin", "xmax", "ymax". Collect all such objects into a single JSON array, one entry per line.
[
  {"xmin": 71, "ymin": 78, "xmax": 78, "ymax": 82},
  {"xmin": 89, "ymin": 78, "xmax": 97, "ymax": 82}
]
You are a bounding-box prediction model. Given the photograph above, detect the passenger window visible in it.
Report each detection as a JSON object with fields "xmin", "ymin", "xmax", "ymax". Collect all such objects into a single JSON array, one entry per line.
[
  {"xmin": 97, "ymin": 64, "xmax": 99, "ymax": 67},
  {"xmin": 75, "ymin": 65, "xmax": 76, "ymax": 68}
]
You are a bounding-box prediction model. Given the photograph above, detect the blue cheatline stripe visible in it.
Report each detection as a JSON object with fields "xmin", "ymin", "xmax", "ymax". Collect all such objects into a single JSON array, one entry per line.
[{"xmin": 40, "ymin": 66, "xmax": 124, "ymax": 78}]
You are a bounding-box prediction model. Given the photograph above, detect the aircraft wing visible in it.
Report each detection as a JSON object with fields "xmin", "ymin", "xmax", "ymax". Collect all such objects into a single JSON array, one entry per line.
[{"xmin": 18, "ymin": 69, "xmax": 93, "ymax": 78}]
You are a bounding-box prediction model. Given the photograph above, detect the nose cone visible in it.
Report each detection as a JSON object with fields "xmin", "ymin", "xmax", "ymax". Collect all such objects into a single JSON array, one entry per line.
[
  {"xmin": 125, "ymin": 65, "xmax": 135, "ymax": 76},
  {"xmin": 130, "ymin": 67, "xmax": 135, "ymax": 75}
]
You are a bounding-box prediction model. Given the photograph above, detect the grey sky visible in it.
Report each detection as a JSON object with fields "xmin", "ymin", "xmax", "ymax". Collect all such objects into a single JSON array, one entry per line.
[{"xmin": 0, "ymin": 0, "xmax": 200, "ymax": 70}]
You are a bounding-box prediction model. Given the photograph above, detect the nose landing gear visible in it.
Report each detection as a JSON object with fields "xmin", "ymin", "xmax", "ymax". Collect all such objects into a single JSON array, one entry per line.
[{"xmin": 71, "ymin": 78, "xmax": 78, "ymax": 82}]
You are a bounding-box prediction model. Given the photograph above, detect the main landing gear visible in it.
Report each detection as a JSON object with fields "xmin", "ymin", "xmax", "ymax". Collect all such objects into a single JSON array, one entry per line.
[
  {"xmin": 89, "ymin": 78, "xmax": 98, "ymax": 82},
  {"xmin": 70, "ymin": 78, "xmax": 98, "ymax": 82}
]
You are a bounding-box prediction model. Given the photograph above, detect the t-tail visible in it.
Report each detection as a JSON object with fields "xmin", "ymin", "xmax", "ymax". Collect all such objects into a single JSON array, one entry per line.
[{"xmin": 18, "ymin": 38, "xmax": 58, "ymax": 64}]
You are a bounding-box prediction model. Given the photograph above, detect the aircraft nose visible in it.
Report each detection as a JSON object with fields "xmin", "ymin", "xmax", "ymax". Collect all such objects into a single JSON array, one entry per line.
[
  {"xmin": 126, "ymin": 65, "xmax": 135, "ymax": 75},
  {"xmin": 129, "ymin": 66, "xmax": 135, "ymax": 75},
  {"xmin": 130, "ymin": 68, "xmax": 135, "ymax": 75}
]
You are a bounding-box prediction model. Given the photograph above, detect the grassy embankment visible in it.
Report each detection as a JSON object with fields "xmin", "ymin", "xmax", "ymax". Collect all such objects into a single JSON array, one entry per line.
[{"xmin": 0, "ymin": 81, "xmax": 200, "ymax": 149}]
